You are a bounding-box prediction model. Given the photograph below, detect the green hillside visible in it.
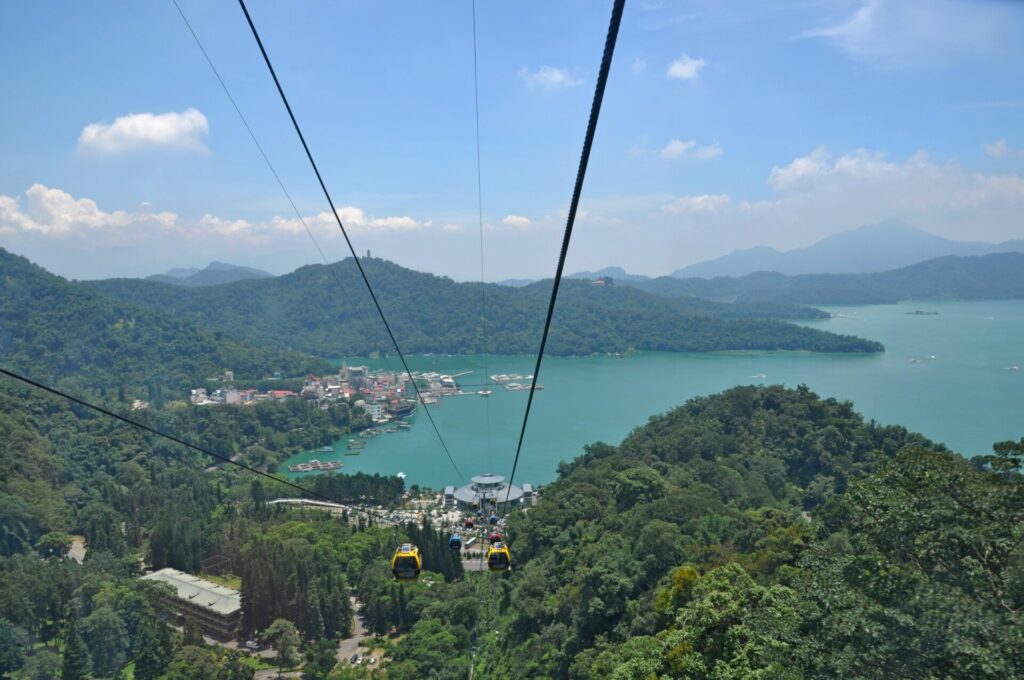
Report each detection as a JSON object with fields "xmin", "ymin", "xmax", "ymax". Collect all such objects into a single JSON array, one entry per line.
[
  {"xmin": 387, "ymin": 385, "xmax": 1024, "ymax": 678},
  {"xmin": 0, "ymin": 248, "xmax": 326, "ymax": 396},
  {"xmin": 83, "ymin": 257, "xmax": 883, "ymax": 355}
]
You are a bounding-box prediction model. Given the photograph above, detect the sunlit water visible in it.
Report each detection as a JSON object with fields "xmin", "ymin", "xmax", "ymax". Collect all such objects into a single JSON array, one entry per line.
[{"xmin": 283, "ymin": 300, "xmax": 1024, "ymax": 489}]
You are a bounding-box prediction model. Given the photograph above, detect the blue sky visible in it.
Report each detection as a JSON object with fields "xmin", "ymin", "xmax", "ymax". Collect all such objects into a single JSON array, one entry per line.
[{"xmin": 2, "ymin": 0, "xmax": 1024, "ymax": 280}]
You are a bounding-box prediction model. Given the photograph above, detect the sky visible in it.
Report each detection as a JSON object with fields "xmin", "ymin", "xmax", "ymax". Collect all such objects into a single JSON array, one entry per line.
[{"xmin": 2, "ymin": 0, "xmax": 1024, "ymax": 281}]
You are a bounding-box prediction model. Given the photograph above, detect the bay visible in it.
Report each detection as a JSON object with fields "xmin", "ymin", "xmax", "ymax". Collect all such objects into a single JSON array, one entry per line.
[{"xmin": 283, "ymin": 299, "xmax": 1024, "ymax": 489}]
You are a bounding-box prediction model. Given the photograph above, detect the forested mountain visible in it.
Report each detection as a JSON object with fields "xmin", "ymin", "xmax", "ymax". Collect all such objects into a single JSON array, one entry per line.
[
  {"xmin": 0, "ymin": 248, "xmax": 325, "ymax": 396},
  {"xmin": 147, "ymin": 262, "xmax": 273, "ymax": 287},
  {"xmin": 84, "ymin": 256, "xmax": 884, "ymax": 355},
  {"xmin": 2, "ymin": 367, "xmax": 1021, "ymax": 678},
  {"xmin": 672, "ymin": 221, "xmax": 1024, "ymax": 278},
  {"xmin": 386, "ymin": 385, "xmax": 1024, "ymax": 678},
  {"xmin": 630, "ymin": 252, "xmax": 1024, "ymax": 305}
]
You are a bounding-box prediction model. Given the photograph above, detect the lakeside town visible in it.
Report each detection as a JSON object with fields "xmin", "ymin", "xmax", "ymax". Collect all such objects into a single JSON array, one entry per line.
[{"xmin": 189, "ymin": 364, "xmax": 544, "ymax": 413}]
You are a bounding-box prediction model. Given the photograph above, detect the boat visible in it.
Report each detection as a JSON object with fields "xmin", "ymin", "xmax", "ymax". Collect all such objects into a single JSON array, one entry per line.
[
  {"xmin": 346, "ymin": 439, "xmax": 365, "ymax": 450},
  {"xmin": 909, "ymin": 358, "xmax": 919, "ymax": 363},
  {"xmin": 344, "ymin": 451, "xmax": 361, "ymax": 456},
  {"xmin": 1006, "ymin": 365, "xmax": 1021, "ymax": 372},
  {"xmin": 752, "ymin": 373, "xmax": 767, "ymax": 380},
  {"xmin": 385, "ymin": 427, "xmax": 398, "ymax": 433},
  {"xmin": 318, "ymin": 446, "xmax": 332, "ymax": 452},
  {"xmin": 396, "ymin": 421, "xmax": 411, "ymax": 429},
  {"xmin": 478, "ymin": 389, "xmax": 493, "ymax": 397},
  {"xmin": 387, "ymin": 400, "xmax": 417, "ymax": 418}
]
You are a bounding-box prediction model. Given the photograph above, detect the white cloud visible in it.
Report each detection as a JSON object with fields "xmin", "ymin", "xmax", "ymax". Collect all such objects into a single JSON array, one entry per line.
[
  {"xmin": 501, "ymin": 215, "xmax": 532, "ymax": 227},
  {"xmin": 984, "ymin": 139, "xmax": 1010, "ymax": 158},
  {"xmin": 663, "ymin": 194, "xmax": 731, "ymax": 214},
  {"xmin": 661, "ymin": 139, "xmax": 695, "ymax": 159},
  {"xmin": 0, "ymin": 184, "xmax": 437, "ymax": 243},
  {"xmin": 78, "ymin": 109, "xmax": 209, "ymax": 155},
  {"xmin": 0, "ymin": 184, "xmax": 157, "ymax": 236},
  {"xmin": 802, "ymin": 0, "xmax": 1010, "ymax": 68},
  {"xmin": 692, "ymin": 143, "xmax": 723, "ymax": 159},
  {"xmin": 663, "ymin": 146, "xmax": 1024, "ymax": 241},
  {"xmin": 199, "ymin": 214, "xmax": 251, "ymax": 237},
  {"xmin": 660, "ymin": 138, "xmax": 721, "ymax": 160},
  {"xmin": 666, "ymin": 53, "xmax": 705, "ymax": 80},
  {"xmin": 518, "ymin": 66, "xmax": 582, "ymax": 89},
  {"xmin": 441, "ymin": 223, "xmax": 465, "ymax": 232},
  {"xmin": 632, "ymin": 57, "xmax": 647, "ymax": 74}
]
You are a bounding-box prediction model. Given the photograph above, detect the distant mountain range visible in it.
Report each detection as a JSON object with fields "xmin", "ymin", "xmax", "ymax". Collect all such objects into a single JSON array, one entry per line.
[
  {"xmin": 83, "ymin": 256, "xmax": 879, "ymax": 356},
  {"xmin": 670, "ymin": 222, "xmax": 1024, "ymax": 278},
  {"xmin": 626, "ymin": 252, "xmax": 1024, "ymax": 305},
  {"xmin": 148, "ymin": 261, "xmax": 273, "ymax": 287},
  {"xmin": 566, "ymin": 266, "xmax": 652, "ymax": 283}
]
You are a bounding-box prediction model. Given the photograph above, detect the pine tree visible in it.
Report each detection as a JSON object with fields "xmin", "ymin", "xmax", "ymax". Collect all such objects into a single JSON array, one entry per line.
[
  {"xmin": 182, "ymin": 619, "xmax": 205, "ymax": 647},
  {"xmin": 134, "ymin": 616, "xmax": 173, "ymax": 680},
  {"xmin": 61, "ymin": 618, "xmax": 90, "ymax": 680},
  {"xmin": 398, "ymin": 585, "xmax": 410, "ymax": 631}
]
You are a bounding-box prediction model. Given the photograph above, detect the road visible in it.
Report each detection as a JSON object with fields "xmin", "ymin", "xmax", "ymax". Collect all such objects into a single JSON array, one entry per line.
[{"xmin": 336, "ymin": 596, "xmax": 369, "ymax": 662}]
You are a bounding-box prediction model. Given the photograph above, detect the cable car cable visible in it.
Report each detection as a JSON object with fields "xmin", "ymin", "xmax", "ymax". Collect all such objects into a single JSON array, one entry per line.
[
  {"xmin": 171, "ymin": 0, "xmax": 400, "ymax": 377},
  {"xmin": 236, "ymin": 0, "xmax": 467, "ymax": 486},
  {"xmin": 0, "ymin": 366, "xmax": 347, "ymax": 506},
  {"xmin": 471, "ymin": 0, "xmax": 493, "ymax": 474},
  {"xmin": 503, "ymin": 0, "xmax": 626, "ymax": 511}
]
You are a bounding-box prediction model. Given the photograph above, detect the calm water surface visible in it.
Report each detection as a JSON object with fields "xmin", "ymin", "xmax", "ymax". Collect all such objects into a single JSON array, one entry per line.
[{"xmin": 284, "ymin": 300, "xmax": 1024, "ymax": 488}]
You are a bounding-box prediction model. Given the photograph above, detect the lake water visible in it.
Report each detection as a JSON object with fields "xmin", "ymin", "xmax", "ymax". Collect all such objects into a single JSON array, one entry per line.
[{"xmin": 283, "ymin": 300, "xmax": 1024, "ymax": 489}]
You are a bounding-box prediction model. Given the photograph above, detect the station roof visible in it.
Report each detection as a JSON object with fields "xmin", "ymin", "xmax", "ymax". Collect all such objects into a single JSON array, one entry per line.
[
  {"xmin": 453, "ymin": 481, "xmax": 524, "ymax": 505},
  {"xmin": 141, "ymin": 568, "xmax": 241, "ymax": 616}
]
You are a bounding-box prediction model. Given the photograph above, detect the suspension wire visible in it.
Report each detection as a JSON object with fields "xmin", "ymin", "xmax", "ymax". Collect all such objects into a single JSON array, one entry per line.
[
  {"xmin": 236, "ymin": 0, "xmax": 466, "ymax": 486},
  {"xmin": 471, "ymin": 0, "xmax": 492, "ymax": 473},
  {"xmin": 0, "ymin": 366, "xmax": 373, "ymax": 512},
  {"xmin": 504, "ymin": 0, "xmax": 626, "ymax": 510},
  {"xmin": 170, "ymin": 0, "xmax": 400, "ymax": 377}
]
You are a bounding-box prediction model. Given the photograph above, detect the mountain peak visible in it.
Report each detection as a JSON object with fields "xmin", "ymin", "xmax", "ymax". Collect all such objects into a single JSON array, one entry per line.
[
  {"xmin": 672, "ymin": 222, "xmax": 1024, "ymax": 278},
  {"xmin": 147, "ymin": 261, "xmax": 273, "ymax": 287}
]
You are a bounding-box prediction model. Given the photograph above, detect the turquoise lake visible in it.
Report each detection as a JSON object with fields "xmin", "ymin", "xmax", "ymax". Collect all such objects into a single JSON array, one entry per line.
[{"xmin": 283, "ymin": 299, "xmax": 1024, "ymax": 489}]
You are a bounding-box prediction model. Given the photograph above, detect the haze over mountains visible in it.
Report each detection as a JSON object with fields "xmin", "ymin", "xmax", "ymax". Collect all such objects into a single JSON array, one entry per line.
[
  {"xmin": 555, "ymin": 222, "xmax": 1024, "ymax": 283},
  {"xmin": 672, "ymin": 222, "xmax": 1024, "ymax": 278},
  {"xmin": 628, "ymin": 252, "xmax": 1024, "ymax": 305},
  {"xmin": 147, "ymin": 261, "xmax": 273, "ymax": 287}
]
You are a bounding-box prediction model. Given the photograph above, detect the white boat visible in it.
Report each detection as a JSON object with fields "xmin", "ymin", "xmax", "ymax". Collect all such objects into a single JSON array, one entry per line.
[
  {"xmin": 1006, "ymin": 365, "xmax": 1021, "ymax": 372},
  {"xmin": 478, "ymin": 389, "xmax": 493, "ymax": 397},
  {"xmin": 752, "ymin": 373, "xmax": 767, "ymax": 380}
]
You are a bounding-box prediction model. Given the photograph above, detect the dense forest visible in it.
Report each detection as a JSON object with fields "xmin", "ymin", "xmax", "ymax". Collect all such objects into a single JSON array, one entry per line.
[
  {"xmin": 0, "ymin": 249, "xmax": 327, "ymax": 398},
  {"xmin": 82, "ymin": 256, "xmax": 886, "ymax": 356},
  {"xmin": 2, "ymin": 376, "xmax": 1021, "ymax": 678},
  {"xmin": 381, "ymin": 385, "xmax": 1024, "ymax": 678},
  {"xmin": 627, "ymin": 252, "xmax": 1024, "ymax": 305}
]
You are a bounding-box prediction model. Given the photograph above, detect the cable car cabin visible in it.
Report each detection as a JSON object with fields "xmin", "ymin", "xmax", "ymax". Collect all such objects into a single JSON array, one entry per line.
[
  {"xmin": 464, "ymin": 518, "xmax": 475, "ymax": 529},
  {"xmin": 488, "ymin": 532, "xmax": 502, "ymax": 545},
  {"xmin": 487, "ymin": 542, "xmax": 512, "ymax": 572},
  {"xmin": 449, "ymin": 533, "xmax": 462, "ymax": 551},
  {"xmin": 391, "ymin": 544, "xmax": 421, "ymax": 582},
  {"xmin": 488, "ymin": 513, "xmax": 499, "ymax": 526}
]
